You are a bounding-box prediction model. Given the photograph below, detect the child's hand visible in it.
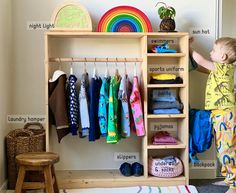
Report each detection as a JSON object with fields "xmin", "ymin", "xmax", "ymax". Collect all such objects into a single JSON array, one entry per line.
[
  {"xmin": 189, "ymin": 37, "xmax": 194, "ymax": 54},
  {"xmin": 189, "ymin": 37, "xmax": 194, "ymax": 44}
]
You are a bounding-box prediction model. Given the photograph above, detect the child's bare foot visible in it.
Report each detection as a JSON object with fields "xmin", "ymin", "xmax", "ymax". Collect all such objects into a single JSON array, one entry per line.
[{"xmin": 226, "ymin": 188, "xmax": 236, "ymax": 193}]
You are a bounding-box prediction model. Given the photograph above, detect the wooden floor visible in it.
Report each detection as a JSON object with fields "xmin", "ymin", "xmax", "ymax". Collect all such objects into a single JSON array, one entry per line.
[{"xmin": 56, "ymin": 170, "xmax": 186, "ymax": 189}]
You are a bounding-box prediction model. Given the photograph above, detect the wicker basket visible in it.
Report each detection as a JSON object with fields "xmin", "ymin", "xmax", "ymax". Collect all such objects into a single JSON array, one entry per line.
[
  {"xmin": 6, "ymin": 123, "xmax": 46, "ymax": 189},
  {"xmin": 23, "ymin": 122, "xmax": 46, "ymax": 152},
  {"xmin": 6, "ymin": 129, "xmax": 33, "ymax": 189}
]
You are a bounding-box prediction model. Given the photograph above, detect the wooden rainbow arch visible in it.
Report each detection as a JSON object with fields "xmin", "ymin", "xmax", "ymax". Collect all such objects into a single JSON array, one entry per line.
[{"xmin": 97, "ymin": 6, "xmax": 153, "ymax": 32}]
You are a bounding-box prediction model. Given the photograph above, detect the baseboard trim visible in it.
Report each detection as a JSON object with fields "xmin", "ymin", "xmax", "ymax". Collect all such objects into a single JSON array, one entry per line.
[{"xmin": 0, "ymin": 180, "xmax": 7, "ymax": 193}]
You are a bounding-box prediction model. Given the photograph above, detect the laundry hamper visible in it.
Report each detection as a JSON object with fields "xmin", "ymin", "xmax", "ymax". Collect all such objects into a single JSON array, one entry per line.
[
  {"xmin": 23, "ymin": 122, "xmax": 46, "ymax": 152},
  {"xmin": 6, "ymin": 123, "xmax": 46, "ymax": 189}
]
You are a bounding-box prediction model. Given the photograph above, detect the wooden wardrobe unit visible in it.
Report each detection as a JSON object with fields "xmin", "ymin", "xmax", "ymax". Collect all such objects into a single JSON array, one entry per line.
[{"xmin": 45, "ymin": 32, "xmax": 189, "ymax": 188}]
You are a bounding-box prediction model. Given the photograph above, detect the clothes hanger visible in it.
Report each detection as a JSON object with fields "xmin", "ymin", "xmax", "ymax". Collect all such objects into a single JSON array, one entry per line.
[
  {"xmin": 114, "ymin": 58, "xmax": 119, "ymax": 76},
  {"xmin": 93, "ymin": 58, "xmax": 97, "ymax": 78},
  {"xmin": 134, "ymin": 59, "xmax": 137, "ymax": 76},
  {"xmin": 105, "ymin": 57, "xmax": 109, "ymax": 78},
  {"xmin": 124, "ymin": 58, "xmax": 127, "ymax": 76},
  {"xmin": 84, "ymin": 57, "xmax": 87, "ymax": 73},
  {"xmin": 50, "ymin": 58, "xmax": 66, "ymax": 82},
  {"xmin": 70, "ymin": 58, "xmax": 74, "ymax": 75},
  {"xmin": 58, "ymin": 57, "xmax": 62, "ymax": 71}
]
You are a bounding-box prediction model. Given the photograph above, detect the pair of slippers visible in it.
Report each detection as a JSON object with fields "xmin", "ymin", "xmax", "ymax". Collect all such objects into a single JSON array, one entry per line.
[{"xmin": 119, "ymin": 162, "xmax": 143, "ymax": 177}]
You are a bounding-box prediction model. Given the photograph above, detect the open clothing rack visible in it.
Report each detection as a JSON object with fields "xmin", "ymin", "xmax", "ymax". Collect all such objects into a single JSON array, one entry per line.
[
  {"xmin": 45, "ymin": 31, "xmax": 189, "ymax": 188},
  {"xmin": 49, "ymin": 57, "xmax": 143, "ymax": 63}
]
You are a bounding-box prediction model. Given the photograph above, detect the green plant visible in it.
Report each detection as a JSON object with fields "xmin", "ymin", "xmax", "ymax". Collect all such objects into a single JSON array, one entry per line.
[{"xmin": 156, "ymin": 2, "xmax": 176, "ymax": 19}]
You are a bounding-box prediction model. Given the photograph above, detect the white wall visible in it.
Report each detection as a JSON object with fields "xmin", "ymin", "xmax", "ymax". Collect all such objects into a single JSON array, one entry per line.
[
  {"xmin": 0, "ymin": 0, "xmax": 12, "ymax": 190},
  {"xmin": 7, "ymin": 0, "xmax": 217, "ymax": 181},
  {"xmin": 222, "ymin": 0, "xmax": 236, "ymax": 37}
]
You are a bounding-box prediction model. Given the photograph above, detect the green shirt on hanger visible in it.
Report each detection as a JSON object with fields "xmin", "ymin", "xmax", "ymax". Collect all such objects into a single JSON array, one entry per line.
[{"xmin": 107, "ymin": 75, "xmax": 121, "ymax": 144}]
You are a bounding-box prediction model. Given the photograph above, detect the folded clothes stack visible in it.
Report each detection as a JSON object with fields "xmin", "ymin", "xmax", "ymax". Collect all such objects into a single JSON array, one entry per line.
[
  {"xmin": 150, "ymin": 88, "xmax": 183, "ymax": 114},
  {"xmin": 152, "ymin": 131, "xmax": 177, "ymax": 145},
  {"xmin": 151, "ymin": 42, "xmax": 177, "ymax": 53},
  {"xmin": 149, "ymin": 73, "xmax": 183, "ymax": 84}
]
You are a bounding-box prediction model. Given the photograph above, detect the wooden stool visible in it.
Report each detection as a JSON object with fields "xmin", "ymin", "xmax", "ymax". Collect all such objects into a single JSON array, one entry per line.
[{"xmin": 15, "ymin": 152, "xmax": 59, "ymax": 193}]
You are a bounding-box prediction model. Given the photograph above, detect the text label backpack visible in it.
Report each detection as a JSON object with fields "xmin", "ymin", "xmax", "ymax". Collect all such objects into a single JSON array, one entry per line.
[{"xmin": 189, "ymin": 109, "xmax": 213, "ymax": 163}]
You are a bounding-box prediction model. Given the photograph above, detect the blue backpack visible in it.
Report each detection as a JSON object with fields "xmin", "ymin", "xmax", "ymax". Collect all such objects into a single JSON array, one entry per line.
[{"xmin": 189, "ymin": 109, "xmax": 213, "ymax": 163}]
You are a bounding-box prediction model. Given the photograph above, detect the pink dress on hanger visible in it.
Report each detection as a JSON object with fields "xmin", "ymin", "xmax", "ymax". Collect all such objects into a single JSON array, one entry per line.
[{"xmin": 130, "ymin": 76, "xmax": 145, "ymax": 136}]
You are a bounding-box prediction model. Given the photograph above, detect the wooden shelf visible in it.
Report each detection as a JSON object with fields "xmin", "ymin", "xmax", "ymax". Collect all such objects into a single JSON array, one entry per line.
[
  {"xmin": 147, "ymin": 114, "xmax": 186, "ymax": 119},
  {"xmin": 147, "ymin": 140, "xmax": 186, "ymax": 149},
  {"xmin": 56, "ymin": 170, "xmax": 187, "ymax": 188},
  {"xmin": 147, "ymin": 84, "xmax": 185, "ymax": 88},
  {"xmin": 46, "ymin": 31, "xmax": 189, "ymax": 38},
  {"xmin": 147, "ymin": 175, "xmax": 186, "ymax": 181},
  {"xmin": 46, "ymin": 31, "xmax": 145, "ymax": 38},
  {"xmin": 45, "ymin": 32, "xmax": 189, "ymax": 187},
  {"xmin": 147, "ymin": 53, "xmax": 186, "ymax": 57},
  {"xmin": 147, "ymin": 32, "xmax": 189, "ymax": 37}
]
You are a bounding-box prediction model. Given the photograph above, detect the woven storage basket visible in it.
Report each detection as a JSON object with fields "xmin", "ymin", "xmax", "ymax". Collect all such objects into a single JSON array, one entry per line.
[
  {"xmin": 6, "ymin": 123, "xmax": 46, "ymax": 189},
  {"xmin": 6, "ymin": 129, "xmax": 34, "ymax": 189},
  {"xmin": 148, "ymin": 156, "xmax": 183, "ymax": 178},
  {"xmin": 23, "ymin": 122, "xmax": 46, "ymax": 182},
  {"xmin": 23, "ymin": 122, "xmax": 46, "ymax": 152}
]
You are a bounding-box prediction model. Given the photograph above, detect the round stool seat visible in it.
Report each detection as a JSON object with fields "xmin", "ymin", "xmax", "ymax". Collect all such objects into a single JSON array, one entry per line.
[{"xmin": 16, "ymin": 152, "xmax": 59, "ymax": 166}]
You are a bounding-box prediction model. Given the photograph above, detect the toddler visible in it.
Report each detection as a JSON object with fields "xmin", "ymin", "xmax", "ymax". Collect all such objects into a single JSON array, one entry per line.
[{"xmin": 190, "ymin": 37, "xmax": 236, "ymax": 193}]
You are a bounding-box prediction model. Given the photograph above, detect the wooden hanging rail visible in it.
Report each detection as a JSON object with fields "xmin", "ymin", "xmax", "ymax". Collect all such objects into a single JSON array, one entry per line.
[{"xmin": 48, "ymin": 57, "xmax": 143, "ymax": 63}]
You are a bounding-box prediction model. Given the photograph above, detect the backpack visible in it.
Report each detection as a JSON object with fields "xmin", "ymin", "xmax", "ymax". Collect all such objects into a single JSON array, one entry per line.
[{"xmin": 189, "ymin": 109, "xmax": 213, "ymax": 163}]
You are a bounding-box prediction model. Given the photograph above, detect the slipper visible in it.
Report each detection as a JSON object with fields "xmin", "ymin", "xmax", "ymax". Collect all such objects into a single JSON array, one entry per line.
[
  {"xmin": 131, "ymin": 162, "xmax": 144, "ymax": 176},
  {"xmin": 152, "ymin": 42, "xmax": 177, "ymax": 53},
  {"xmin": 119, "ymin": 162, "xmax": 132, "ymax": 177}
]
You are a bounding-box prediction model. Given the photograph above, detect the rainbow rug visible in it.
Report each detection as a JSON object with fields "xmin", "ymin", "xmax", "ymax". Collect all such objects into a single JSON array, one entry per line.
[{"xmin": 63, "ymin": 185, "xmax": 198, "ymax": 193}]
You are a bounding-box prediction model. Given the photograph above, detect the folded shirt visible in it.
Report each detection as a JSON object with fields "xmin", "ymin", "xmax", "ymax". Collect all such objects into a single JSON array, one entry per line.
[
  {"xmin": 150, "ymin": 73, "xmax": 176, "ymax": 80},
  {"xmin": 149, "ymin": 77, "xmax": 183, "ymax": 84},
  {"xmin": 152, "ymin": 88, "xmax": 177, "ymax": 99},
  {"xmin": 152, "ymin": 96, "xmax": 176, "ymax": 102},
  {"xmin": 150, "ymin": 101, "xmax": 183, "ymax": 110},
  {"xmin": 152, "ymin": 131, "xmax": 177, "ymax": 145},
  {"xmin": 153, "ymin": 108, "xmax": 181, "ymax": 114}
]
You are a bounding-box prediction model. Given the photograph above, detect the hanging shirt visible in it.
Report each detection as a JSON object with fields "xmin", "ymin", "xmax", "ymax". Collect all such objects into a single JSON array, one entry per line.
[
  {"xmin": 130, "ymin": 76, "xmax": 145, "ymax": 137},
  {"xmin": 127, "ymin": 80, "xmax": 135, "ymax": 133},
  {"xmin": 98, "ymin": 77, "xmax": 110, "ymax": 136},
  {"xmin": 107, "ymin": 75, "xmax": 121, "ymax": 144},
  {"xmin": 68, "ymin": 74, "xmax": 80, "ymax": 135},
  {"xmin": 89, "ymin": 76, "xmax": 102, "ymax": 141},
  {"xmin": 205, "ymin": 62, "xmax": 235, "ymax": 110},
  {"xmin": 79, "ymin": 73, "xmax": 90, "ymax": 137},
  {"xmin": 118, "ymin": 75, "xmax": 131, "ymax": 138}
]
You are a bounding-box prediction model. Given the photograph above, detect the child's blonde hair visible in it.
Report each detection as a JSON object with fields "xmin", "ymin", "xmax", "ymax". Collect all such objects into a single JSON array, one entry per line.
[{"xmin": 215, "ymin": 37, "xmax": 236, "ymax": 64}]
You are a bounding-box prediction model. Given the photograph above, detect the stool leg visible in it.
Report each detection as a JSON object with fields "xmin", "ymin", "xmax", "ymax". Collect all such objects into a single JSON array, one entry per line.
[
  {"xmin": 15, "ymin": 166, "xmax": 26, "ymax": 193},
  {"xmin": 43, "ymin": 165, "xmax": 54, "ymax": 193},
  {"xmin": 51, "ymin": 165, "xmax": 59, "ymax": 193}
]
